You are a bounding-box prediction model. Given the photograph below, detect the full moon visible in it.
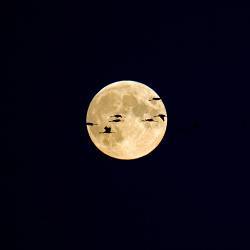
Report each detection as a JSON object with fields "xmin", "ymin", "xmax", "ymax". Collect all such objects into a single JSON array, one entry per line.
[{"xmin": 86, "ymin": 80, "xmax": 167, "ymax": 160}]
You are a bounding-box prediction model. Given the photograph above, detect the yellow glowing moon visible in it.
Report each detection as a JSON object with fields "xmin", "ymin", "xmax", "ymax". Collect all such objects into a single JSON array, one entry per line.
[{"xmin": 86, "ymin": 80, "xmax": 167, "ymax": 160}]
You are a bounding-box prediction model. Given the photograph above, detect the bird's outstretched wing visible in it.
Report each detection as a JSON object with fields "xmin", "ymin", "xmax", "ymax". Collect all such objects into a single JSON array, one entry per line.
[
  {"xmin": 86, "ymin": 122, "xmax": 98, "ymax": 126},
  {"xmin": 110, "ymin": 114, "xmax": 123, "ymax": 118},
  {"xmin": 109, "ymin": 119, "xmax": 123, "ymax": 122},
  {"xmin": 149, "ymin": 97, "xmax": 161, "ymax": 101},
  {"xmin": 142, "ymin": 118, "xmax": 158, "ymax": 122}
]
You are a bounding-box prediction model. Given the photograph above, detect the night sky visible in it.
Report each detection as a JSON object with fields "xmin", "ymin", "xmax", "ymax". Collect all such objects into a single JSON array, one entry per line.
[{"xmin": 10, "ymin": 3, "xmax": 250, "ymax": 249}]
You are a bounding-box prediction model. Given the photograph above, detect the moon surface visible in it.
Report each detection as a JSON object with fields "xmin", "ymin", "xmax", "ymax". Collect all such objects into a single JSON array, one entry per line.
[{"xmin": 86, "ymin": 80, "xmax": 167, "ymax": 160}]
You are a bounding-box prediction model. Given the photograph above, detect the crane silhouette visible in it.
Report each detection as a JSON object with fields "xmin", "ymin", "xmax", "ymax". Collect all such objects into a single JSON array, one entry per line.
[
  {"xmin": 154, "ymin": 114, "xmax": 167, "ymax": 121},
  {"xmin": 110, "ymin": 114, "xmax": 124, "ymax": 118},
  {"xmin": 86, "ymin": 122, "xmax": 98, "ymax": 126},
  {"xmin": 141, "ymin": 118, "xmax": 158, "ymax": 122},
  {"xmin": 149, "ymin": 97, "xmax": 161, "ymax": 101},
  {"xmin": 99, "ymin": 126, "xmax": 115, "ymax": 133},
  {"xmin": 109, "ymin": 118, "xmax": 123, "ymax": 123}
]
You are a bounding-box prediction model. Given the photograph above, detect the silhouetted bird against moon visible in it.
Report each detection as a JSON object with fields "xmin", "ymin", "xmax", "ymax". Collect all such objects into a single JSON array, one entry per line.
[
  {"xmin": 149, "ymin": 97, "xmax": 161, "ymax": 101},
  {"xmin": 99, "ymin": 126, "xmax": 115, "ymax": 134},
  {"xmin": 154, "ymin": 114, "xmax": 167, "ymax": 121},
  {"xmin": 109, "ymin": 119, "xmax": 123, "ymax": 123},
  {"xmin": 86, "ymin": 122, "xmax": 98, "ymax": 126},
  {"xmin": 110, "ymin": 114, "xmax": 124, "ymax": 118},
  {"xmin": 141, "ymin": 118, "xmax": 158, "ymax": 122}
]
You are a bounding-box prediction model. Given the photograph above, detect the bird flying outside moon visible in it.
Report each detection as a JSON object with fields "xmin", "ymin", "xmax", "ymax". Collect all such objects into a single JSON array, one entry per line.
[{"xmin": 86, "ymin": 80, "xmax": 168, "ymax": 160}]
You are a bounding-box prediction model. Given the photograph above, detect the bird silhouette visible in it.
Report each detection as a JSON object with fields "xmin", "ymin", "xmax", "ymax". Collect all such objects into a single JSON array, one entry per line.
[
  {"xmin": 154, "ymin": 114, "xmax": 167, "ymax": 121},
  {"xmin": 108, "ymin": 118, "xmax": 123, "ymax": 123},
  {"xmin": 149, "ymin": 97, "xmax": 161, "ymax": 101},
  {"xmin": 141, "ymin": 118, "xmax": 158, "ymax": 122},
  {"xmin": 110, "ymin": 114, "xmax": 124, "ymax": 118},
  {"xmin": 99, "ymin": 126, "xmax": 115, "ymax": 133},
  {"xmin": 86, "ymin": 122, "xmax": 98, "ymax": 126}
]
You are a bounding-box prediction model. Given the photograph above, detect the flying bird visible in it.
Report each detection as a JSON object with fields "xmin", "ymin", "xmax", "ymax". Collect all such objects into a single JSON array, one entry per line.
[
  {"xmin": 108, "ymin": 119, "xmax": 123, "ymax": 123},
  {"xmin": 86, "ymin": 122, "xmax": 98, "ymax": 126},
  {"xmin": 110, "ymin": 114, "xmax": 124, "ymax": 118},
  {"xmin": 99, "ymin": 126, "xmax": 115, "ymax": 133},
  {"xmin": 141, "ymin": 118, "xmax": 158, "ymax": 122},
  {"xmin": 154, "ymin": 114, "xmax": 167, "ymax": 121},
  {"xmin": 149, "ymin": 97, "xmax": 161, "ymax": 101}
]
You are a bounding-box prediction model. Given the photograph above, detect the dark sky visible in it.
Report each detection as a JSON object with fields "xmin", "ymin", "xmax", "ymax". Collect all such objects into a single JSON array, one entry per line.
[{"xmin": 9, "ymin": 2, "xmax": 250, "ymax": 249}]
